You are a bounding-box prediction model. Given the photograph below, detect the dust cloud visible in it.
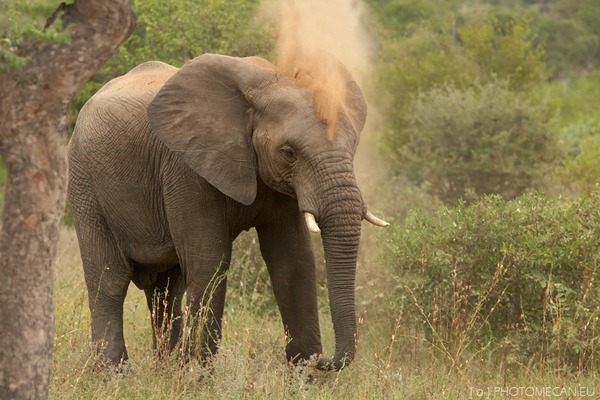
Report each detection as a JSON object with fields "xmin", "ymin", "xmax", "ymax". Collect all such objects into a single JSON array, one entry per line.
[
  {"xmin": 259, "ymin": 0, "xmax": 389, "ymax": 271},
  {"xmin": 259, "ymin": 0, "xmax": 387, "ymax": 210},
  {"xmin": 260, "ymin": 0, "xmax": 375, "ymax": 142}
]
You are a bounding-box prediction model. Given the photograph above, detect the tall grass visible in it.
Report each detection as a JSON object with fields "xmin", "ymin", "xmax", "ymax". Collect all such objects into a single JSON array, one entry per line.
[{"xmin": 51, "ymin": 222, "xmax": 599, "ymax": 399}]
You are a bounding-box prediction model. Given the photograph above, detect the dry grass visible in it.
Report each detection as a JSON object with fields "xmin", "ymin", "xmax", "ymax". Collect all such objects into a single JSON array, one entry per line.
[{"xmin": 50, "ymin": 228, "xmax": 599, "ymax": 399}]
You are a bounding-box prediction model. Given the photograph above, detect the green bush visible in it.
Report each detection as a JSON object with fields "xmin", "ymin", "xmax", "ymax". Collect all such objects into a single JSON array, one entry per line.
[
  {"xmin": 555, "ymin": 128, "xmax": 600, "ymax": 197},
  {"xmin": 109, "ymin": 0, "xmax": 273, "ymax": 69},
  {"xmin": 374, "ymin": 16, "xmax": 547, "ymax": 122},
  {"xmin": 531, "ymin": 0, "xmax": 600, "ymax": 80},
  {"xmin": 548, "ymin": 71, "xmax": 600, "ymax": 127},
  {"xmin": 72, "ymin": 0, "xmax": 273, "ymax": 118},
  {"xmin": 386, "ymin": 191, "xmax": 600, "ymax": 371},
  {"xmin": 387, "ymin": 81, "xmax": 561, "ymax": 202},
  {"xmin": 0, "ymin": 0, "xmax": 65, "ymax": 71},
  {"xmin": 375, "ymin": 16, "xmax": 554, "ymax": 202}
]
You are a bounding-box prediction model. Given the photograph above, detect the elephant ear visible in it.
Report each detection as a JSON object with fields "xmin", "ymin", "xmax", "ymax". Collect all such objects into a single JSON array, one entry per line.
[
  {"xmin": 319, "ymin": 54, "xmax": 367, "ymax": 138},
  {"xmin": 148, "ymin": 53, "xmax": 277, "ymax": 205},
  {"xmin": 341, "ymin": 65, "xmax": 367, "ymax": 135}
]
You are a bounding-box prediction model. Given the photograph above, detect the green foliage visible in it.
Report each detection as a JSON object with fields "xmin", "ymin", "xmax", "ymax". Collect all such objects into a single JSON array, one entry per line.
[
  {"xmin": 431, "ymin": 0, "xmax": 600, "ymax": 80},
  {"xmin": 549, "ymin": 71, "xmax": 600, "ymax": 126},
  {"xmin": 375, "ymin": 23, "xmax": 469, "ymax": 131},
  {"xmin": 365, "ymin": 0, "xmax": 466, "ymax": 35},
  {"xmin": 387, "ymin": 192, "xmax": 600, "ymax": 371},
  {"xmin": 72, "ymin": 0, "xmax": 273, "ymax": 119},
  {"xmin": 459, "ymin": 16, "xmax": 546, "ymax": 90},
  {"xmin": 389, "ymin": 80, "xmax": 561, "ymax": 202},
  {"xmin": 376, "ymin": 15, "xmax": 555, "ymax": 201},
  {"xmin": 530, "ymin": 0, "xmax": 600, "ymax": 80},
  {"xmin": 112, "ymin": 0, "xmax": 272, "ymax": 68},
  {"xmin": 376, "ymin": 15, "xmax": 546, "ymax": 110},
  {"xmin": 555, "ymin": 127, "xmax": 600, "ymax": 197},
  {"xmin": 366, "ymin": 0, "xmax": 439, "ymax": 33},
  {"xmin": 0, "ymin": 0, "xmax": 69, "ymax": 72}
]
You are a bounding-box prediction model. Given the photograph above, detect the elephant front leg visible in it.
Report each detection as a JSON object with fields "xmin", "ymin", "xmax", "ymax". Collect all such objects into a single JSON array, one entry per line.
[
  {"xmin": 182, "ymin": 256, "xmax": 230, "ymax": 364},
  {"xmin": 143, "ymin": 266, "xmax": 184, "ymax": 358},
  {"xmin": 257, "ymin": 214, "xmax": 323, "ymax": 364}
]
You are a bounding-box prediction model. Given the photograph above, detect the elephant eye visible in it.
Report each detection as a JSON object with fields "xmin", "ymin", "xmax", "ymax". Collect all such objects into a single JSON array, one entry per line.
[{"xmin": 280, "ymin": 145, "xmax": 296, "ymax": 163}]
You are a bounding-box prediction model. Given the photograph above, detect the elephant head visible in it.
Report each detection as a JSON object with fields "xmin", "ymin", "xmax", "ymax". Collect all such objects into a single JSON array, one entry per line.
[{"xmin": 147, "ymin": 53, "xmax": 387, "ymax": 370}]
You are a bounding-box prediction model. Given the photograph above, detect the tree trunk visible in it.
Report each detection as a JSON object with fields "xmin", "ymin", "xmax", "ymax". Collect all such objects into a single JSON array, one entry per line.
[{"xmin": 0, "ymin": 2, "xmax": 135, "ymax": 399}]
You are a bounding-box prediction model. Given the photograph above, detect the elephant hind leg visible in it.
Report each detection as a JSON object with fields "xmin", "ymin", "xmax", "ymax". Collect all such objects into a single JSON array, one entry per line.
[
  {"xmin": 72, "ymin": 212, "xmax": 133, "ymax": 366},
  {"xmin": 69, "ymin": 174, "xmax": 132, "ymax": 366},
  {"xmin": 143, "ymin": 265, "xmax": 184, "ymax": 357}
]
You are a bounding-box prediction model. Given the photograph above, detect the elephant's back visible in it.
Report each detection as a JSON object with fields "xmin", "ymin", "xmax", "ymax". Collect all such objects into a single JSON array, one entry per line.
[
  {"xmin": 99, "ymin": 61, "xmax": 178, "ymax": 100},
  {"xmin": 70, "ymin": 61, "xmax": 178, "ymax": 159},
  {"xmin": 83, "ymin": 61, "xmax": 178, "ymax": 119}
]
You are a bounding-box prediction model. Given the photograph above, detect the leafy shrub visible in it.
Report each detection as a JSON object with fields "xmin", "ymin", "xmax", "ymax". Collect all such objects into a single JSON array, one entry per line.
[
  {"xmin": 552, "ymin": 71, "xmax": 600, "ymax": 127},
  {"xmin": 374, "ymin": 16, "xmax": 547, "ymax": 122},
  {"xmin": 458, "ymin": 16, "xmax": 546, "ymax": 92},
  {"xmin": 386, "ymin": 191, "xmax": 600, "ymax": 371},
  {"xmin": 111, "ymin": 0, "xmax": 273, "ymax": 69},
  {"xmin": 531, "ymin": 0, "xmax": 600, "ymax": 80},
  {"xmin": 375, "ymin": 16, "xmax": 555, "ymax": 202},
  {"xmin": 72, "ymin": 0, "xmax": 273, "ymax": 118},
  {"xmin": 555, "ymin": 130, "xmax": 600, "ymax": 197},
  {"xmin": 0, "ymin": 0, "xmax": 65, "ymax": 71},
  {"xmin": 387, "ymin": 81, "xmax": 561, "ymax": 203}
]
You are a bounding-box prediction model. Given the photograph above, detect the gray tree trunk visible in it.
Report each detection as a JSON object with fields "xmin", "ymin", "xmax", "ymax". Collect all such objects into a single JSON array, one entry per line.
[{"xmin": 0, "ymin": 2, "xmax": 135, "ymax": 399}]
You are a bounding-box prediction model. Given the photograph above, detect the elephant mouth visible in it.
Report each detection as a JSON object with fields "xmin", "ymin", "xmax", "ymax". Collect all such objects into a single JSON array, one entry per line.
[{"xmin": 269, "ymin": 176, "xmax": 295, "ymax": 199}]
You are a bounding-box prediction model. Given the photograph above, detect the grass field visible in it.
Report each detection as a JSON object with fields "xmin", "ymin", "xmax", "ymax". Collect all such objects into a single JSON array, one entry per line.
[{"xmin": 50, "ymin": 227, "xmax": 599, "ymax": 399}]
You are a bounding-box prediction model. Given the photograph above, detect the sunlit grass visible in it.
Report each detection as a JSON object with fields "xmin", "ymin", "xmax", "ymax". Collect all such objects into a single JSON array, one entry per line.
[{"xmin": 50, "ymin": 227, "xmax": 599, "ymax": 399}]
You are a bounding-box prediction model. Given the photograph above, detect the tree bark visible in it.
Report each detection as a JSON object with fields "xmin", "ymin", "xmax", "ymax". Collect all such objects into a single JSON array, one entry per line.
[{"xmin": 0, "ymin": 2, "xmax": 135, "ymax": 399}]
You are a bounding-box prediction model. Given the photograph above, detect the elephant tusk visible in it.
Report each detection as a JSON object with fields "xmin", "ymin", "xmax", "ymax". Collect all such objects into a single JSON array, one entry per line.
[
  {"xmin": 365, "ymin": 210, "xmax": 390, "ymax": 227},
  {"xmin": 304, "ymin": 212, "xmax": 321, "ymax": 233}
]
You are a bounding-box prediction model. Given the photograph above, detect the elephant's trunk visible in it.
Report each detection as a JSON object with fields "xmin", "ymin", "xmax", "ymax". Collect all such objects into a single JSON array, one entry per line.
[
  {"xmin": 319, "ymin": 217, "xmax": 361, "ymax": 370},
  {"xmin": 311, "ymin": 161, "xmax": 363, "ymax": 370}
]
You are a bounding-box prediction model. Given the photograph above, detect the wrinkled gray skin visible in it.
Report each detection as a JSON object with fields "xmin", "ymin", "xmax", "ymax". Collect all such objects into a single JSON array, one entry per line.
[{"xmin": 68, "ymin": 53, "xmax": 371, "ymax": 371}]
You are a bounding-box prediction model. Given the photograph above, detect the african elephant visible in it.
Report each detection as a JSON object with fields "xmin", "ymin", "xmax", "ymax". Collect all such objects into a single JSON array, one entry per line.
[{"xmin": 67, "ymin": 53, "xmax": 388, "ymax": 371}]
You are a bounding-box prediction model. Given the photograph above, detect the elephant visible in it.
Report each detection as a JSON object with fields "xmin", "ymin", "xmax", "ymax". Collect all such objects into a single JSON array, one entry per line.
[{"xmin": 67, "ymin": 52, "xmax": 388, "ymax": 371}]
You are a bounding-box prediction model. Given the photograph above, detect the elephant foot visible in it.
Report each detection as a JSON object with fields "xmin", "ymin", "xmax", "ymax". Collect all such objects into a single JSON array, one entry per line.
[
  {"xmin": 315, "ymin": 355, "xmax": 350, "ymax": 371},
  {"xmin": 290, "ymin": 361, "xmax": 319, "ymax": 385},
  {"xmin": 285, "ymin": 338, "xmax": 322, "ymax": 367},
  {"xmin": 87, "ymin": 336, "xmax": 130, "ymax": 375},
  {"xmin": 92, "ymin": 351, "xmax": 130, "ymax": 375}
]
